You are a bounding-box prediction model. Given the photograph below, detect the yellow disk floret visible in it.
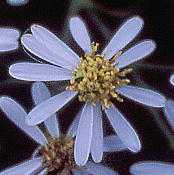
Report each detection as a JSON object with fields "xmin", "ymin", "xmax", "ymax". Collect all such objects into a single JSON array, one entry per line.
[{"xmin": 67, "ymin": 42, "xmax": 132, "ymax": 109}]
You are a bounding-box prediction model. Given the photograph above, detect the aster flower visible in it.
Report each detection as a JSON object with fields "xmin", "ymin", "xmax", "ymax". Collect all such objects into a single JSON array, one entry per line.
[
  {"xmin": 0, "ymin": 82, "xmax": 124, "ymax": 175},
  {"xmin": 0, "ymin": 28, "xmax": 20, "ymax": 52},
  {"xmin": 130, "ymin": 161, "xmax": 174, "ymax": 175},
  {"xmin": 9, "ymin": 16, "xmax": 167, "ymax": 165},
  {"xmin": 6, "ymin": 0, "xmax": 29, "ymax": 6}
]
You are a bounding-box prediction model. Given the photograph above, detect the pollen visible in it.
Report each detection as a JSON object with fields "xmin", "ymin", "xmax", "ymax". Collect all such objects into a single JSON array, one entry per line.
[
  {"xmin": 67, "ymin": 42, "xmax": 132, "ymax": 109},
  {"xmin": 39, "ymin": 134, "xmax": 76, "ymax": 175}
]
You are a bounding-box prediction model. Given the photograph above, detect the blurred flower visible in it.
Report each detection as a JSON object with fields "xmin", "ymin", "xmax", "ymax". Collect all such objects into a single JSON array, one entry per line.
[
  {"xmin": 163, "ymin": 75, "xmax": 174, "ymax": 130},
  {"xmin": 0, "ymin": 82, "xmax": 120, "ymax": 175},
  {"xmin": 0, "ymin": 28, "xmax": 20, "ymax": 52},
  {"xmin": 9, "ymin": 16, "xmax": 166, "ymax": 165},
  {"xmin": 130, "ymin": 161, "xmax": 174, "ymax": 175},
  {"xmin": 6, "ymin": 0, "xmax": 29, "ymax": 6},
  {"xmin": 170, "ymin": 75, "xmax": 174, "ymax": 86}
]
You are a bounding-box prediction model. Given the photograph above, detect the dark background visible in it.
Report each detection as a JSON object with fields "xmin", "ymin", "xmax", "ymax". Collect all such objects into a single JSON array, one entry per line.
[{"xmin": 0, "ymin": 0, "xmax": 173, "ymax": 174}]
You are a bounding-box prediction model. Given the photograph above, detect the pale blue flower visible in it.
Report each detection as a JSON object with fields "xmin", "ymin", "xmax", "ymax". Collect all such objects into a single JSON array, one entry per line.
[
  {"xmin": 130, "ymin": 161, "xmax": 174, "ymax": 175},
  {"xmin": 0, "ymin": 82, "xmax": 122, "ymax": 175},
  {"xmin": 0, "ymin": 28, "xmax": 20, "ymax": 52},
  {"xmin": 9, "ymin": 16, "xmax": 166, "ymax": 165}
]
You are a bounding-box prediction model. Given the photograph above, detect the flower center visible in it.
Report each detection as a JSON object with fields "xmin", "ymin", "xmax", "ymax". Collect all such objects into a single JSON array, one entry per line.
[
  {"xmin": 67, "ymin": 42, "xmax": 132, "ymax": 109},
  {"xmin": 39, "ymin": 135, "xmax": 76, "ymax": 174}
]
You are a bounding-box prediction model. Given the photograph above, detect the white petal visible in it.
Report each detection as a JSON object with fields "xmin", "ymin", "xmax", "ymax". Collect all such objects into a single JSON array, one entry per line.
[
  {"xmin": 31, "ymin": 24, "xmax": 79, "ymax": 66},
  {"xmin": 74, "ymin": 103, "xmax": 94, "ymax": 166},
  {"xmin": 163, "ymin": 100, "xmax": 174, "ymax": 130},
  {"xmin": 103, "ymin": 135, "xmax": 127, "ymax": 152},
  {"xmin": 67, "ymin": 108, "xmax": 82, "ymax": 137},
  {"xmin": 86, "ymin": 162, "xmax": 118, "ymax": 175},
  {"xmin": 69, "ymin": 17, "xmax": 92, "ymax": 53},
  {"xmin": 170, "ymin": 74, "xmax": 174, "ymax": 86},
  {"xmin": 0, "ymin": 97, "xmax": 47, "ymax": 145},
  {"xmin": 6, "ymin": 0, "xmax": 29, "ymax": 6},
  {"xmin": 116, "ymin": 85, "xmax": 166, "ymax": 107},
  {"xmin": 32, "ymin": 82, "xmax": 59, "ymax": 137},
  {"xmin": 9, "ymin": 62, "xmax": 72, "ymax": 81},
  {"xmin": 105, "ymin": 106, "xmax": 141, "ymax": 153},
  {"xmin": 90, "ymin": 104, "xmax": 103, "ymax": 163},
  {"xmin": 0, "ymin": 28, "xmax": 20, "ymax": 39},
  {"xmin": 0, "ymin": 158, "xmax": 42, "ymax": 175},
  {"xmin": 26, "ymin": 90, "xmax": 77, "ymax": 125},
  {"xmin": 102, "ymin": 16, "xmax": 144, "ymax": 60},
  {"xmin": 130, "ymin": 161, "xmax": 174, "ymax": 175},
  {"xmin": 21, "ymin": 34, "xmax": 77, "ymax": 70},
  {"xmin": 72, "ymin": 168, "xmax": 91, "ymax": 175},
  {"xmin": 115, "ymin": 40, "xmax": 156, "ymax": 69}
]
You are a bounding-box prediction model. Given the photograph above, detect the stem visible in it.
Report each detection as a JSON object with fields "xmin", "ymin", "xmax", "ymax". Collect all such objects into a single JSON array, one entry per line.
[{"xmin": 132, "ymin": 63, "xmax": 174, "ymax": 71}]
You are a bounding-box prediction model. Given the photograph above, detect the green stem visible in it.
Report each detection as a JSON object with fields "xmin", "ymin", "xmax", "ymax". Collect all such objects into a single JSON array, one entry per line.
[{"xmin": 132, "ymin": 63, "xmax": 174, "ymax": 71}]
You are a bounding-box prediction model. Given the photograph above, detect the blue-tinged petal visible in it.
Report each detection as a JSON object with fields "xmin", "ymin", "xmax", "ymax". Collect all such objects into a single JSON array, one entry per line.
[
  {"xmin": 163, "ymin": 100, "xmax": 174, "ymax": 130},
  {"xmin": 74, "ymin": 103, "xmax": 94, "ymax": 166},
  {"xmin": 21, "ymin": 34, "xmax": 76, "ymax": 70},
  {"xmin": 170, "ymin": 74, "xmax": 174, "ymax": 86},
  {"xmin": 0, "ymin": 28, "xmax": 20, "ymax": 39},
  {"xmin": 6, "ymin": 0, "xmax": 29, "ymax": 6},
  {"xmin": 32, "ymin": 82, "xmax": 59, "ymax": 137},
  {"xmin": 67, "ymin": 108, "xmax": 82, "ymax": 137},
  {"xmin": 31, "ymin": 24, "xmax": 79, "ymax": 66},
  {"xmin": 0, "ymin": 97, "xmax": 47, "ymax": 145},
  {"xmin": 26, "ymin": 90, "xmax": 77, "ymax": 125},
  {"xmin": 103, "ymin": 135, "xmax": 127, "ymax": 152},
  {"xmin": 0, "ymin": 158, "xmax": 43, "ymax": 175},
  {"xmin": 105, "ymin": 106, "xmax": 141, "ymax": 153},
  {"xmin": 102, "ymin": 16, "xmax": 144, "ymax": 60},
  {"xmin": 86, "ymin": 162, "xmax": 119, "ymax": 175},
  {"xmin": 130, "ymin": 161, "xmax": 174, "ymax": 175},
  {"xmin": 9, "ymin": 62, "xmax": 72, "ymax": 81},
  {"xmin": 69, "ymin": 17, "xmax": 92, "ymax": 53},
  {"xmin": 90, "ymin": 103, "xmax": 103, "ymax": 163},
  {"xmin": 115, "ymin": 40, "xmax": 156, "ymax": 69},
  {"xmin": 72, "ymin": 168, "xmax": 91, "ymax": 175},
  {"xmin": 0, "ymin": 28, "xmax": 20, "ymax": 52},
  {"xmin": 116, "ymin": 85, "xmax": 166, "ymax": 107}
]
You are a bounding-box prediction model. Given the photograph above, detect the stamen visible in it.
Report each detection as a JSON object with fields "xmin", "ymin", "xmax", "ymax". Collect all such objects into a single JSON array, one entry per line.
[
  {"xmin": 66, "ymin": 42, "xmax": 132, "ymax": 109},
  {"xmin": 39, "ymin": 134, "xmax": 76, "ymax": 174}
]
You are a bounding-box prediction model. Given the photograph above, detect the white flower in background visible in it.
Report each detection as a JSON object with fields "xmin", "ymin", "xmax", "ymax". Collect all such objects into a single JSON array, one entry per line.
[
  {"xmin": 0, "ymin": 28, "xmax": 20, "ymax": 52},
  {"xmin": 0, "ymin": 82, "xmax": 121, "ymax": 175},
  {"xmin": 163, "ymin": 75, "xmax": 174, "ymax": 130},
  {"xmin": 9, "ymin": 16, "xmax": 167, "ymax": 165},
  {"xmin": 170, "ymin": 75, "xmax": 174, "ymax": 86},
  {"xmin": 130, "ymin": 161, "xmax": 174, "ymax": 175},
  {"xmin": 6, "ymin": 0, "xmax": 29, "ymax": 6}
]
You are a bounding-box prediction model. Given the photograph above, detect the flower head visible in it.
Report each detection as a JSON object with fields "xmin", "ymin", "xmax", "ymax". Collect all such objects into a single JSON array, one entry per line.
[
  {"xmin": 9, "ymin": 16, "xmax": 167, "ymax": 165},
  {"xmin": 0, "ymin": 82, "xmax": 120, "ymax": 174},
  {"xmin": 130, "ymin": 161, "xmax": 174, "ymax": 175},
  {"xmin": 0, "ymin": 28, "xmax": 20, "ymax": 52}
]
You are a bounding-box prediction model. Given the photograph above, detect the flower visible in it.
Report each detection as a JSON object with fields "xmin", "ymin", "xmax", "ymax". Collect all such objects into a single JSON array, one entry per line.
[
  {"xmin": 170, "ymin": 74, "xmax": 174, "ymax": 86},
  {"xmin": 9, "ymin": 16, "xmax": 167, "ymax": 165},
  {"xmin": 0, "ymin": 28, "xmax": 20, "ymax": 52},
  {"xmin": 163, "ymin": 75, "xmax": 174, "ymax": 130},
  {"xmin": 0, "ymin": 82, "xmax": 124, "ymax": 175},
  {"xmin": 130, "ymin": 161, "xmax": 174, "ymax": 175},
  {"xmin": 6, "ymin": 0, "xmax": 29, "ymax": 6}
]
